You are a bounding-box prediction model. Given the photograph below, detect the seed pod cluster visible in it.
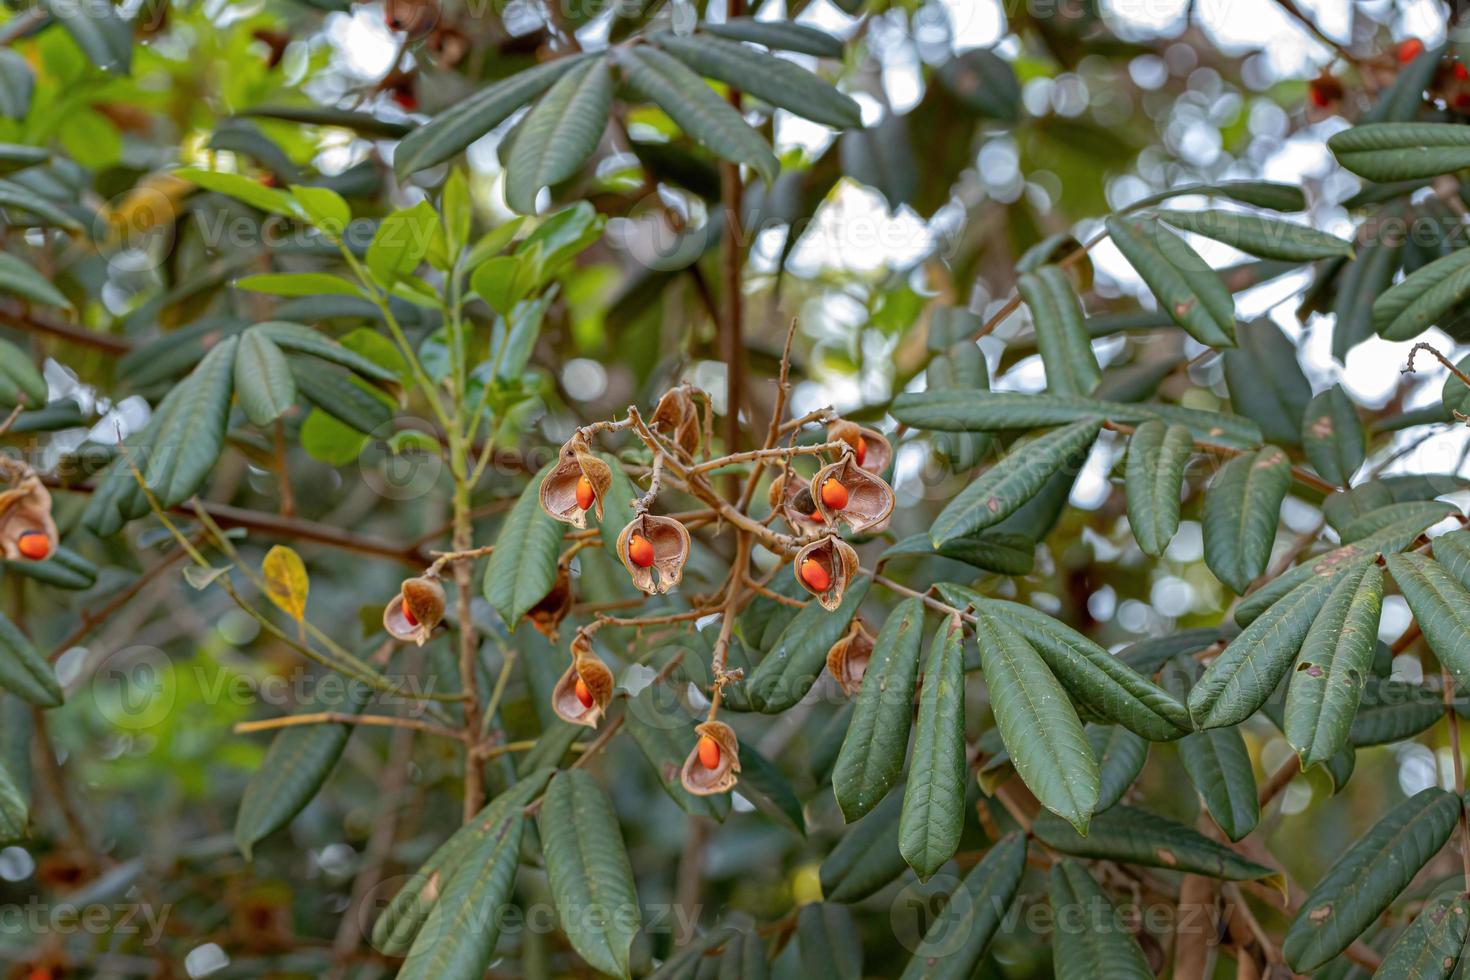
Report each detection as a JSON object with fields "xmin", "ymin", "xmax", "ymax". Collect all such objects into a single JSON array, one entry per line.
[
  {"xmin": 794, "ymin": 535, "xmax": 860, "ymax": 610},
  {"xmin": 540, "ymin": 436, "xmax": 612, "ymax": 529},
  {"xmin": 0, "ymin": 473, "xmax": 57, "ymax": 563},
  {"xmin": 552, "ymin": 633, "xmax": 615, "ymax": 728},
  {"xmin": 809, "ymin": 455, "xmax": 894, "ymax": 534},
  {"xmin": 616, "ymin": 514, "xmax": 691, "ymax": 594}
]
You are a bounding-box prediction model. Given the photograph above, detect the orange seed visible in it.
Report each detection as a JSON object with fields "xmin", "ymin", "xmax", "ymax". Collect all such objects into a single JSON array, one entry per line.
[
  {"xmin": 575, "ymin": 677, "xmax": 594, "ymax": 708},
  {"xmin": 799, "ymin": 558, "xmax": 832, "ymax": 592},
  {"xmin": 575, "ymin": 475, "xmax": 595, "ymax": 510},
  {"xmin": 697, "ymin": 735, "xmax": 721, "ymax": 770},
  {"xmin": 16, "ymin": 531, "xmax": 49, "ymax": 561},
  {"xmin": 820, "ymin": 477, "xmax": 849, "ymax": 511},
  {"xmin": 628, "ymin": 533, "xmax": 655, "ymax": 568},
  {"xmin": 403, "ymin": 603, "xmax": 418, "ymax": 626},
  {"xmin": 854, "ymin": 435, "xmax": 867, "ymax": 467}
]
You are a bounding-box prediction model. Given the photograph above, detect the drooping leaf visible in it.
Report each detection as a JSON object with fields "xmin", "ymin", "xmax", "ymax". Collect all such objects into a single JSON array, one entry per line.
[
  {"xmin": 701, "ymin": 18, "xmax": 845, "ymax": 57},
  {"xmin": 1124, "ymin": 419, "xmax": 1193, "ymax": 557},
  {"xmin": 736, "ymin": 745, "xmax": 805, "ymax": 835},
  {"xmin": 896, "ymin": 833, "xmax": 1027, "ymax": 980},
  {"xmin": 1282, "ymin": 787, "xmax": 1461, "ymax": 973},
  {"xmin": 1087, "ymin": 725, "xmax": 1148, "ymax": 812},
  {"xmin": 1332, "ymin": 236, "xmax": 1399, "ymax": 360},
  {"xmin": 819, "ymin": 788, "xmax": 907, "ymax": 903},
  {"xmin": 0, "ymin": 177, "xmax": 82, "ymax": 230},
  {"xmin": 832, "ymin": 597, "xmax": 924, "ymax": 823},
  {"xmin": 898, "ymin": 617, "xmax": 967, "ymax": 879},
  {"xmin": 1176, "ymin": 723, "xmax": 1258, "ymax": 841},
  {"xmin": 1157, "ymin": 209, "xmax": 1353, "ymax": 261},
  {"xmin": 0, "ymin": 613, "xmax": 61, "ymax": 708},
  {"xmin": 1104, "ymin": 214, "xmax": 1236, "ymax": 348},
  {"xmin": 1376, "ymin": 892, "xmax": 1470, "ymax": 980},
  {"xmin": 482, "ymin": 464, "xmax": 564, "ymax": 629},
  {"xmin": 261, "ymin": 545, "xmax": 309, "ymax": 623},
  {"xmin": 1201, "ymin": 445, "xmax": 1291, "ymax": 594},
  {"xmin": 1223, "ymin": 319, "xmax": 1312, "ymax": 446},
  {"xmin": 795, "ymin": 903, "xmax": 862, "ymax": 980},
  {"xmin": 1371, "ymin": 246, "xmax": 1470, "ymax": 342},
  {"xmin": 1017, "ymin": 266, "xmax": 1100, "ymax": 395},
  {"xmin": 0, "ymin": 338, "xmax": 46, "ymax": 409},
  {"xmin": 233, "ymin": 329, "xmax": 296, "ymax": 426},
  {"xmin": 623, "ymin": 688, "xmax": 730, "ymax": 821},
  {"xmin": 1302, "ymin": 385, "xmax": 1364, "ymax": 487},
  {"xmin": 744, "ymin": 577, "xmax": 869, "ymax": 713},
  {"xmin": 1386, "ymin": 553, "xmax": 1470, "ymax": 691},
  {"xmin": 1048, "ymin": 860, "xmax": 1154, "ymax": 980},
  {"xmin": 0, "ymin": 51, "xmax": 34, "ymax": 121},
  {"xmin": 506, "ymin": 57, "xmax": 613, "ymax": 214},
  {"xmin": 143, "ymin": 335, "xmax": 238, "ymax": 508},
  {"xmin": 1329, "ymin": 123, "xmax": 1470, "ymax": 181}
]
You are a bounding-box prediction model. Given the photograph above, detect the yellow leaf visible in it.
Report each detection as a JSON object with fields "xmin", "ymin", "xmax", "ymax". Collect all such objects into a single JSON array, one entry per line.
[{"xmin": 262, "ymin": 545, "xmax": 308, "ymax": 622}]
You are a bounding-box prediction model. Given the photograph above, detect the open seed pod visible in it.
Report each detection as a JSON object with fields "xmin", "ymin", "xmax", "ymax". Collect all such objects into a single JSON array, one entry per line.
[
  {"xmin": 525, "ymin": 564, "xmax": 573, "ymax": 640},
  {"xmin": 680, "ymin": 720, "xmax": 740, "ymax": 796},
  {"xmin": 539, "ymin": 436, "xmax": 612, "ymax": 529},
  {"xmin": 382, "ymin": 576, "xmax": 446, "ymax": 646},
  {"xmin": 829, "ymin": 419, "xmax": 892, "ymax": 475},
  {"xmin": 809, "ymin": 455, "xmax": 895, "ymax": 534},
  {"xmin": 826, "ymin": 619, "xmax": 875, "ymax": 696},
  {"xmin": 616, "ymin": 514, "xmax": 691, "ymax": 594},
  {"xmin": 768, "ymin": 470, "xmax": 825, "ymax": 535},
  {"xmin": 0, "ymin": 475, "xmax": 57, "ymax": 562},
  {"xmin": 551, "ymin": 636, "xmax": 615, "ymax": 728},
  {"xmin": 793, "ymin": 535, "xmax": 860, "ymax": 610},
  {"xmin": 650, "ymin": 387, "xmax": 702, "ymax": 458}
]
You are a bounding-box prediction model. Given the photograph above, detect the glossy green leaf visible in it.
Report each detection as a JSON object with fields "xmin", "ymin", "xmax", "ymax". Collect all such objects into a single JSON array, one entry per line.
[
  {"xmin": 1049, "ymin": 859, "xmax": 1153, "ymax": 980},
  {"xmin": 1283, "ymin": 562, "xmax": 1384, "ymax": 769},
  {"xmin": 898, "ymin": 617, "xmax": 967, "ymax": 879},
  {"xmin": 1376, "ymin": 893, "xmax": 1470, "ymax": 980},
  {"xmin": 1372, "ymin": 246, "xmax": 1470, "ymax": 342},
  {"xmin": 1223, "ymin": 319, "xmax": 1312, "ymax": 447},
  {"xmin": 1349, "ymin": 683, "xmax": 1440, "ymax": 749},
  {"xmin": 832, "ymin": 597, "xmax": 924, "ymax": 822},
  {"xmin": 1202, "ymin": 445, "xmax": 1291, "ymax": 594},
  {"xmin": 614, "ymin": 46, "xmax": 778, "ymax": 184},
  {"xmin": 483, "ymin": 464, "xmax": 564, "ymax": 629},
  {"xmin": 1177, "ymin": 724, "xmax": 1258, "ymax": 840},
  {"xmin": 1387, "ymin": 553, "xmax": 1470, "ymax": 691},
  {"xmin": 1302, "ymin": 385, "xmax": 1364, "ymax": 486},
  {"xmin": 744, "ymin": 577, "xmax": 869, "ymax": 713},
  {"xmin": 290, "ymin": 361, "xmax": 393, "ymax": 435},
  {"xmin": 1329, "ymin": 123, "xmax": 1470, "ymax": 181},
  {"xmin": 233, "ymin": 330, "xmax": 296, "ymax": 426},
  {"xmin": 176, "ymin": 168, "xmax": 296, "ymax": 216},
  {"xmin": 365, "ymin": 201, "xmax": 439, "ymax": 285},
  {"xmin": 1157, "ymin": 209, "xmax": 1352, "ymax": 261},
  {"xmin": 1017, "ymin": 266, "xmax": 1100, "ymax": 395},
  {"xmin": 624, "ymin": 688, "xmax": 729, "ymax": 821},
  {"xmin": 1034, "ymin": 805, "xmax": 1283, "ymax": 884},
  {"xmin": 702, "ymin": 19, "xmax": 844, "ymax": 57},
  {"xmin": 254, "ymin": 321, "xmax": 396, "ymax": 382},
  {"xmin": 1282, "ymin": 787, "xmax": 1461, "ymax": 972},
  {"xmin": 897, "ymin": 833, "xmax": 1027, "ymax": 980},
  {"xmin": 144, "ymin": 336, "xmax": 237, "ymax": 507},
  {"xmin": 975, "ymin": 610, "xmax": 1097, "ymax": 834},
  {"xmin": 0, "ymin": 338, "xmax": 46, "ymax": 409},
  {"xmin": 0, "ymin": 253, "xmax": 68, "ymax": 309},
  {"xmin": 819, "ymin": 789, "xmax": 907, "ymax": 903},
  {"xmin": 1088, "ymin": 725, "xmax": 1147, "ymax": 812},
  {"xmin": 796, "ymin": 903, "xmax": 862, "ymax": 980},
  {"xmin": 1105, "ymin": 214, "xmax": 1236, "ymax": 348},
  {"xmin": 1428, "ymin": 527, "xmax": 1470, "ymax": 589},
  {"xmin": 1124, "ymin": 420, "xmax": 1193, "ymax": 556},
  {"xmin": 506, "ymin": 57, "xmax": 613, "ymax": 214},
  {"xmin": 930, "ymin": 419, "xmax": 1101, "ymax": 546},
  {"xmin": 1125, "ymin": 180, "xmax": 1306, "ymax": 212},
  {"xmin": 0, "ymin": 613, "xmax": 60, "ymax": 708}
]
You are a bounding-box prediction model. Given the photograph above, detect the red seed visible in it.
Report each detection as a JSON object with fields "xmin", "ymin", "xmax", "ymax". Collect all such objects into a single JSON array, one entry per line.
[
  {"xmin": 1398, "ymin": 38, "xmax": 1424, "ymax": 63},
  {"xmin": 575, "ymin": 475, "xmax": 595, "ymax": 510},
  {"xmin": 697, "ymin": 735, "xmax": 721, "ymax": 770},
  {"xmin": 854, "ymin": 435, "xmax": 867, "ymax": 467},
  {"xmin": 809, "ymin": 509, "xmax": 824, "ymax": 522},
  {"xmin": 820, "ymin": 477, "xmax": 849, "ymax": 511},
  {"xmin": 16, "ymin": 531, "xmax": 49, "ymax": 561},
  {"xmin": 627, "ymin": 533, "xmax": 655, "ymax": 568},
  {"xmin": 1456, "ymin": 61, "xmax": 1469, "ymax": 81},
  {"xmin": 575, "ymin": 677, "xmax": 594, "ymax": 708},
  {"xmin": 402, "ymin": 603, "xmax": 418, "ymax": 627},
  {"xmin": 799, "ymin": 558, "xmax": 832, "ymax": 592}
]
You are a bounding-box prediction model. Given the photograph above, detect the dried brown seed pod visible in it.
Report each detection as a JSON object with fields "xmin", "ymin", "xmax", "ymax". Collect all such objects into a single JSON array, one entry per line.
[
  {"xmin": 539, "ymin": 436, "xmax": 612, "ymax": 529},
  {"xmin": 769, "ymin": 470, "xmax": 826, "ymax": 535},
  {"xmin": 552, "ymin": 636, "xmax": 615, "ymax": 728},
  {"xmin": 828, "ymin": 419, "xmax": 892, "ymax": 475},
  {"xmin": 809, "ymin": 456, "xmax": 895, "ymax": 534},
  {"xmin": 616, "ymin": 514, "xmax": 691, "ymax": 594},
  {"xmin": 680, "ymin": 720, "xmax": 740, "ymax": 796},
  {"xmin": 383, "ymin": 576, "xmax": 446, "ymax": 646},
  {"xmin": 650, "ymin": 387, "xmax": 703, "ymax": 457},
  {"xmin": 0, "ymin": 474, "xmax": 57, "ymax": 562},
  {"xmin": 525, "ymin": 564, "xmax": 573, "ymax": 641},
  {"xmin": 794, "ymin": 535, "xmax": 859, "ymax": 610},
  {"xmin": 827, "ymin": 619, "xmax": 875, "ymax": 696}
]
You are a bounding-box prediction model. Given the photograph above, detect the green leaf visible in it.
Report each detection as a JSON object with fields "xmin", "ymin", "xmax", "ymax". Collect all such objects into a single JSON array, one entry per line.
[
  {"xmin": 255, "ymin": 321, "xmax": 397, "ymax": 382},
  {"xmin": 518, "ymin": 201, "xmax": 603, "ymax": 273},
  {"xmin": 819, "ymin": 787, "xmax": 907, "ymax": 902},
  {"xmin": 144, "ymin": 336, "xmax": 238, "ymax": 507},
  {"xmin": 395, "ymin": 57, "xmax": 589, "ymax": 176},
  {"xmin": 736, "ymin": 745, "xmax": 806, "ymax": 834},
  {"xmin": 471, "ymin": 254, "xmax": 536, "ymax": 318},
  {"xmin": 898, "ymin": 617, "xmax": 967, "ymax": 879},
  {"xmin": 1427, "ymin": 527, "xmax": 1470, "ymax": 589},
  {"xmin": 896, "ymin": 833, "xmax": 1027, "ymax": 980},
  {"xmin": 1223, "ymin": 319, "xmax": 1312, "ymax": 447},
  {"xmin": 1130, "ymin": 180, "xmax": 1306, "ymax": 212},
  {"xmin": 924, "ymin": 340, "xmax": 991, "ymax": 471},
  {"xmin": 1386, "ymin": 553, "xmax": 1470, "ymax": 692},
  {"xmin": 652, "ymin": 33, "xmax": 862, "ymax": 130},
  {"xmin": 1371, "ymin": 246, "xmax": 1470, "ymax": 342},
  {"xmin": 44, "ymin": 0, "xmax": 131, "ymax": 73},
  {"xmin": 0, "ymin": 338, "xmax": 46, "ymax": 409},
  {"xmin": 1104, "ymin": 214, "xmax": 1235, "ymax": 348},
  {"xmin": 1033, "ymin": 805, "xmax": 1283, "ymax": 884},
  {"xmin": 1088, "ymin": 725, "xmax": 1148, "ymax": 812},
  {"xmin": 744, "ymin": 577, "xmax": 869, "ymax": 713},
  {"xmin": 1157, "ymin": 209, "xmax": 1353, "ymax": 261},
  {"xmin": 891, "ymin": 388, "xmax": 1261, "ymax": 448},
  {"xmin": 1048, "ymin": 860, "xmax": 1154, "ymax": 980},
  {"xmin": 1189, "ymin": 567, "xmax": 1345, "ymax": 729},
  {"xmin": 1176, "ymin": 722, "xmax": 1258, "ymax": 841},
  {"xmin": 1283, "ymin": 562, "xmax": 1384, "ymax": 769},
  {"xmin": 0, "ymin": 178, "xmax": 82, "ymax": 231},
  {"xmin": 1017, "ymin": 267, "xmax": 1100, "ymax": 395},
  {"xmin": 1124, "ymin": 420, "xmax": 1193, "ymax": 557},
  {"xmin": 930, "ymin": 419, "xmax": 1101, "ymax": 546},
  {"xmin": 1302, "ymin": 385, "xmax": 1364, "ymax": 486},
  {"xmin": 290, "ymin": 185, "xmax": 351, "ymax": 233},
  {"xmin": 974, "ymin": 610, "xmax": 1097, "ymax": 834},
  {"xmin": 1282, "ymin": 788, "xmax": 1461, "ymax": 973},
  {"xmin": 0, "ymin": 613, "xmax": 61, "ymax": 708},
  {"xmin": 2, "ymin": 545, "xmax": 97, "ymax": 591},
  {"xmin": 233, "ymin": 329, "xmax": 296, "ymax": 426},
  {"xmin": 702, "ymin": 19, "xmax": 844, "ymax": 57},
  {"xmin": 0, "ymin": 51, "xmax": 34, "ymax": 121},
  {"xmin": 482, "ymin": 464, "xmax": 564, "ymax": 629},
  {"xmin": 1376, "ymin": 893, "xmax": 1470, "ymax": 980},
  {"xmin": 832, "ymin": 597, "xmax": 924, "ymax": 823},
  {"xmin": 0, "ymin": 759, "xmax": 26, "ymax": 845},
  {"xmin": 234, "ymin": 682, "xmax": 367, "ymax": 858},
  {"xmin": 236, "ymin": 272, "xmax": 364, "ymax": 298},
  {"xmin": 0, "ymin": 253, "xmax": 68, "ymax": 309},
  {"xmin": 1349, "ymin": 681, "xmax": 1441, "ymax": 747},
  {"xmin": 505, "ymin": 58, "xmax": 613, "ymax": 214},
  {"xmin": 796, "ymin": 904, "xmax": 862, "ymax": 980},
  {"xmin": 291, "ymin": 362, "xmax": 392, "ymax": 435},
  {"xmin": 880, "ymin": 530, "xmax": 1035, "ymax": 576},
  {"xmin": 176, "ymin": 168, "xmax": 296, "ymax": 216},
  {"xmin": 1201, "ymin": 445, "xmax": 1291, "ymax": 594},
  {"xmin": 614, "ymin": 45, "xmax": 778, "ymax": 184},
  {"xmin": 623, "ymin": 688, "xmax": 729, "ymax": 821},
  {"xmin": 1329, "ymin": 123, "xmax": 1470, "ymax": 181},
  {"xmin": 537, "ymin": 771, "xmax": 640, "ymax": 978},
  {"xmin": 1333, "ymin": 237, "xmax": 1400, "ymax": 360},
  {"xmin": 365, "ymin": 201, "xmax": 440, "ymax": 285}
]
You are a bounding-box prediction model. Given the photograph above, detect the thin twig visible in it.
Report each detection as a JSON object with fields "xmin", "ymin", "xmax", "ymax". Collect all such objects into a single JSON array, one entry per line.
[{"xmin": 233, "ymin": 712, "xmax": 464, "ymax": 741}]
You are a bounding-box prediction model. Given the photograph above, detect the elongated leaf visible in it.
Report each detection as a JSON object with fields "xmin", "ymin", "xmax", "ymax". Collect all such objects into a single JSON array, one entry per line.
[
  {"xmin": 1333, "ymin": 236, "xmax": 1399, "ymax": 360},
  {"xmin": 237, "ymin": 272, "xmax": 364, "ymax": 298},
  {"xmin": 0, "ymin": 51, "xmax": 33, "ymax": 121},
  {"xmin": 624, "ymin": 688, "xmax": 730, "ymax": 820},
  {"xmin": 0, "ymin": 759, "xmax": 25, "ymax": 844},
  {"xmin": 143, "ymin": 335, "xmax": 237, "ymax": 507},
  {"xmin": 1034, "ymin": 805, "xmax": 1282, "ymax": 884},
  {"xmin": 1049, "ymin": 860, "xmax": 1154, "ymax": 980},
  {"xmin": 646, "ymin": 927, "xmax": 742, "ymax": 980},
  {"xmin": 176, "ymin": 168, "xmax": 296, "ymax": 216},
  {"xmin": 44, "ymin": 0, "xmax": 131, "ymax": 73},
  {"xmin": 924, "ymin": 340, "xmax": 991, "ymax": 471},
  {"xmin": 291, "ymin": 361, "xmax": 393, "ymax": 435},
  {"xmin": 1088, "ymin": 725, "xmax": 1147, "ymax": 812},
  {"xmin": 1018, "ymin": 266, "xmax": 1100, "ymax": 395},
  {"xmin": 482, "ymin": 465, "xmax": 563, "ymax": 628},
  {"xmin": 1284, "ymin": 562, "xmax": 1384, "ymax": 769},
  {"xmin": 0, "ymin": 338, "xmax": 45, "ymax": 409},
  {"xmin": 614, "ymin": 46, "xmax": 778, "ymax": 184},
  {"xmin": 1105, "ymin": 214, "xmax": 1235, "ymax": 348},
  {"xmin": 1376, "ymin": 893, "xmax": 1470, "ymax": 980},
  {"xmin": 234, "ymin": 329, "xmax": 296, "ymax": 426},
  {"xmin": 819, "ymin": 788, "xmax": 907, "ymax": 902},
  {"xmin": 1372, "ymin": 246, "xmax": 1470, "ymax": 341},
  {"xmin": 1387, "ymin": 553, "xmax": 1470, "ymax": 690},
  {"xmin": 254, "ymin": 321, "xmax": 396, "ymax": 381},
  {"xmin": 744, "ymin": 577, "xmax": 869, "ymax": 713},
  {"xmin": 1177, "ymin": 724, "xmax": 1258, "ymax": 841},
  {"xmin": 395, "ymin": 57, "xmax": 587, "ymax": 176},
  {"xmin": 1329, "ymin": 123, "xmax": 1470, "ymax": 181},
  {"xmin": 796, "ymin": 903, "xmax": 862, "ymax": 980},
  {"xmin": 234, "ymin": 682, "xmax": 368, "ymax": 858},
  {"xmin": 1202, "ymin": 445, "xmax": 1290, "ymax": 594},
  {"xmin": 898, "ymin": 618, "xmax": 967, "ymax": 879},
  {"xmin": 1428, "ymin": 528, "xmax": 1470, "ymax": 589},
  {"xmin": 1124, "ymin": 420, "xmax": 1192, "ymax": 556},
  {"xmin": 1157, "ymin": 209, "xmax": 1352, "ymax": 261},
  {"xmin": 0, "ymin": 253, "xmax": 67, "ymax": 308},
  {"xmin": 506, "ymin": 57, "xmax": 613, "ymax": 214},
  {"xmin": 1282, "ymin": 788, "xmax": 1461, "ymax": 972},
  {"xmin": 891, "ymin": 388, "xmax": 1261, "ymax": 448},
  {"xmin": 897, "ymin": 833, "xmax": 1027, "ymax": 980},
  {"xmin": 930, "ymin": 419, "xmax": 1101, "ymax": 546},
  {"xmin": 2, "ymin": 545, "xmax": 97, "ymax": 591},
  {"xmin": 880, "ymin": 530, "xmax": 1035, "ymax": 576},
  {"xmin": 736, "ymin": 745, "xmax": 805, "ymax": 834},
  {"xmin": 653, "ymin": 34, "xmax": 861, "ymax": 130},
  {"xmin": 1302, "ymin": 384, "xmax": 1364, "ymax": 487},
  {"xmin": 975, "ymin": 611, "xmax": 1097, "ymax": 834},
  {"xmin": 1349, "ymin": 680, "xmax": 1441, "ymax": 747},
  {"xmin": 537, "ymin": 770, "xmax": 640, "ymax": 977},
  {"xmin": 702, "ymin": 19, "xmax": 844, "ymax": 57},
  {"xmin": 1117, "ymin": 628, "xmax": 1219, "ymax": 675},
  {"xmin": 0, "ymin": 613, "xmax": 60, "ymax": 708},
  {"xmin": 1223, "ymin": 319, "xmax": 1312, "ymax": 446},
  {"xmin": 832, "ymin": 597, "xmax": 924, "ymax": 822}
]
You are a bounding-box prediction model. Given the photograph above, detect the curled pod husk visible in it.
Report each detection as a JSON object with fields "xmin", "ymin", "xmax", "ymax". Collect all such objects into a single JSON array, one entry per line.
[
  {"xmin": 383, "ymin": 576, "xmax": 446, "ymax": 646},
  {"xmin": 525, "ymin": 564, "xmax": 573, "ymax": 640},
  {"xmin": 810, "ymin": 455, "xmax": 895, "ymax": 534},
  {"xmin": 826, "ymin": 618, "xmax": 875, "ymax": 696},
  {"xmin": 650, "ymin": 387, "xmax": 703, "ymax": 457},
  {"xmin": 539, "ymin": 435, "xmax": 612, "ymax": 528},
  {"xmin": 0, "ymin": 475, "xmax": 57, "ymax": 561},
  {"xmin": 681, "ymin": 720, "xmax": 741, "ymax": 796},
  {"xmin": 828, "ymin": 419, "xmax": 892, "ymax": 475},
  {"xmin": 551, "ymin": 635, "xmax": 615, "ymax": 728},
  {"xmin": 616, "ymin": 514, "xmax": 691, "ymax": 594},
  {"xmin": 793, "ymin": 535, "xmax": 860, "ymax": 610},
  {"xmin": 768, "ymin": 470, "xmax": 826, "ymax": 535}
]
